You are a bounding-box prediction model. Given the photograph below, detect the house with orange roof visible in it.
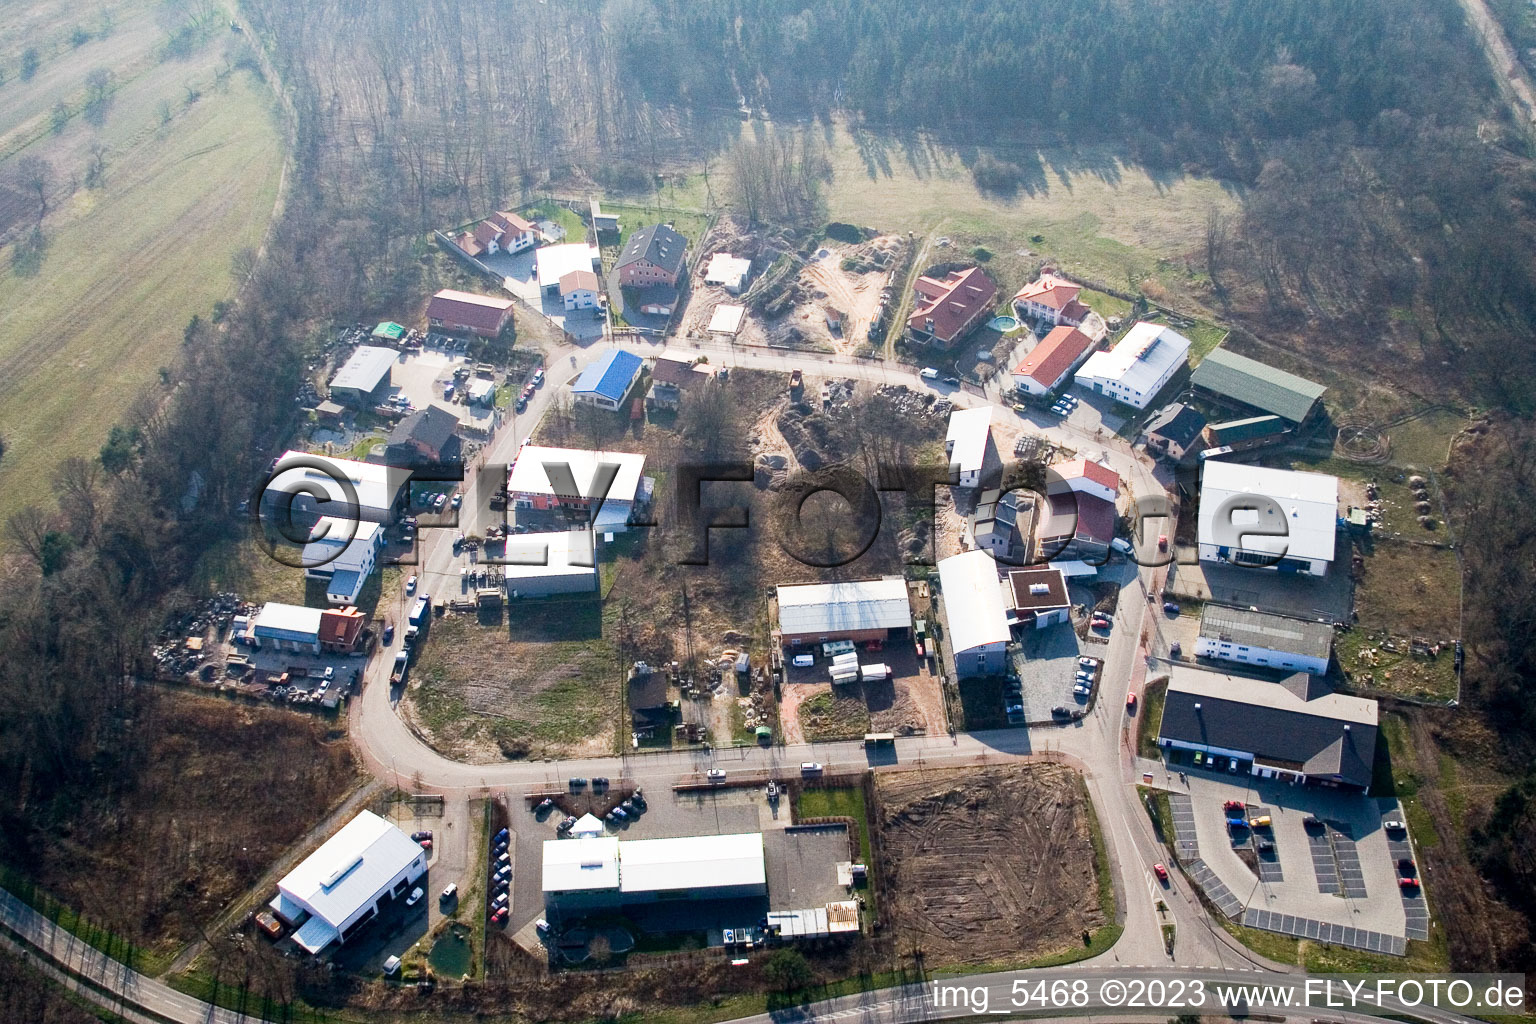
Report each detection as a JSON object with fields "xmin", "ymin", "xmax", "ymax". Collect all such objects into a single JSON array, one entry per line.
[
  {"xmin": 1051, "ymin": 457, "xmax": 1121, "ymax": 505},
  {"xmin": 1012, "ymin": 273, "xmax": 1091, "ymax": 327},
  {"xmin": 905, "ymin": 266, "xmax": 997, "ymax": 348},
  {"xmin": 1009, "ymin": 325, "xmax": 1099, "ymax": 397},
  {"xmin": 452, "ymin": 210, "xmax": 539, "ymax": 259}
]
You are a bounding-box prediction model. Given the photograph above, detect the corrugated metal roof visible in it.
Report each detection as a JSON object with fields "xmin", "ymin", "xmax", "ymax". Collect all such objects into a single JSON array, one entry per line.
[
  {"xmin": 1198, "ymin": 604, "xmax": 1335, "ymax": 659},
  {"xmin": 571, "ymin": 350, "xmax": 643, "ymax": 403},
  {"xmin": 936, "ymin": 550, "xmax": 1011, "ymax": 654},
  {"xmin": 1191, "ymin": 347, "xmax": 1326, "ymax": 424},
  {"xmin": 1076, "ymin": 322, "xmax": 1190, "ymax": 396},
  {"xmin": 276, "ymin": 811, "xmax": 424, "ymax": 929},
  {"xmin": 775, "ymin": 579, "xmax": 912, "ymax": 636},
  {"xmin": 618, "ymin": 833, "xmax": 765, "ymax": 893},
  {"xmin": 507, "ymin": 445, "xmax": 646, "ymax": 504},
  {"xmin": 330, "ymin": 346, "xmax": 397, "ymax": 393},
  {"xmin": 253, "ymin": 602, "xmax": 324, "ymax": 641},
  {"xmin": 268, "ymin": 450, "xmax": 410, "ymax": 518}
]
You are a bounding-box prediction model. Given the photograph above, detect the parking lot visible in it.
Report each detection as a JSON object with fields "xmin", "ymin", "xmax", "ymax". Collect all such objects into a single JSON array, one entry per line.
[
  {"xmin": 1009, "ymin": 623, "xmax": 1097, "ymax": 723},
  {"xmin": 481, "ymin": 247, "xmax": 607, "ymax": 341},
  {"xmin": 390, "ymin": 347, "xmax": 501, "ymax": 434},
  {"xmin": 1179, "ymin": 772, "xmax": 1410, "ymax": 940}
]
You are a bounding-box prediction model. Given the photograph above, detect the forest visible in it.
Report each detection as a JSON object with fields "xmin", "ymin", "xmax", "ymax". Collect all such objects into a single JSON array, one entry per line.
[{"xmin": 1, "ymin": 0, "xmax": 1536, "ymax": 991}]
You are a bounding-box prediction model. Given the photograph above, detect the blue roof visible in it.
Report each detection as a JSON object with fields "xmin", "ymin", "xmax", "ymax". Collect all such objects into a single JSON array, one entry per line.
[{"xmin": 571, "ymin": 350, "xmax": 643, "ymax": 403}]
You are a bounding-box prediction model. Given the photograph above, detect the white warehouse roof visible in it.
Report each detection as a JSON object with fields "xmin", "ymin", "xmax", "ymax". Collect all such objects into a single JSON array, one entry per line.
[
  {"xmin": 704, "ymin": 253, "xmax": 751, "ymax": 289},
  {"xmin": 508, "ymin": 446, "xmax": 647, "ymax": 505},
  {"xmin": 945, "ymin": 406, "xmax": 992, "ymax": 476},
  {"xmin": 252, "ymin": 601, "xmax": 324, "ymax": 640},
  {"xmin": 302, "ymin": 518, "xmax": 380, "ymax": 573},
  {"xmin": 776, "ymin": 578, "xmax": 912, "ymax": 636},
  {"xmin": 1198, "ymin": 461, "xmax": 1339, "ymax": 565},
  {"xmin": 536, "ymin": 243, "xmax": 602, "ymax": 290},
  {"xmin": 1076, "ymin": 322, "xmax": 1190, "ymax": 395},
  {"xmin": 268, "ymin": 450, "xmax": 409, "ymax": 518},
  {"xmin": 502, "ymin": 530, "xmax": 599, "ymax": 582},
  {"xmin": 618, "ymin": 832, "xmax": 765, "ymax": 894},
  {"xmin": 328, "ymin": 345, "xmax": 397, "ymax": 394},
  {"xmin": 274, "ymin": 811, "xmax": 423, "ymax": 948},
  {"xmin": 542, "ymin": 836, "xmax": 621, "ymax": 893},
  {"xmin": 937, "ymin": 550, "xmax": 1012, "ymax": 654}
]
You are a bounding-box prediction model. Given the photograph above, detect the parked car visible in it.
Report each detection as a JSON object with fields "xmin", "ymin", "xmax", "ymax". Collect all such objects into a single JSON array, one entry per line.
[
  {"xmin": 515, "ymin": 395, "xmax": 528, "ymax": 413},
  {"xmin": 556, "ymin": 815, "xmax": 577, "ymax": 834},
  {"xmin": 592, "ymin": 777, "xmax": 609, "ymax": 791},
  {"xmin": 411, "ymin": 830, "xmax": 433, "ymax": 842},
  {"xmin": 920, "ymin": 367, "xmax": 939, "ymax": 380},
  {"xmin": 406, "ymin": 575, "xmax": 417, "ymax": 594},
  {"xmin": 440, "ymin": 884, "xmax": 458, "ymax": 902},
  {"xmin": 706, "ymin": 769, "xmax": 727, "ymax": 782},
  {"xmin": 418, "ymin": 838, "xmax": 432, "ymax": 852},
  {"xmin": 791, "ymin": 654, "xmax": 815, "ymax": 667},
  {"xmin": 1384, "ymin": 819, "xmax": 1406, "ymax": 832},
  {"xmin": 450, "ymin": 493, "xmax": 462, "ymax": 510},
  {"xmin": 1163, "ymin": 601, "xmax": 1180, "ymax": 614},
  {"xmin": 490, "ymin": 908, "xmax": 508, "ymax": 926},
  {"xmin": 1078, "ymin": 657, "xmax": 1098, "ymax": 669},
  {"xmin": 383, "ymin": 955, "xmax": 402, "ymax": 976},
  {"xmin": 801, "ymin": 762, "xmax": 824, "ymax": 775},
  {"xmin": 1399, "ymin": 877, "xmax": 1421, "ymax": 890},
  {"xmin": 1224, "ymin": 800, "xmax": 1246, "ymax": 815},
  {"xmin": 532, "ymin": 368, "xmax": 545, "ymax": 387},
  {"xmin": 492, "ymin": 892, "xmax": 509, "ymax": 909},
  {"xmin": 1398, "ymin": 858, "xmax": 1416, "ymax": 874},
  {"xmin": 1303, "ymin": 814, "xmax": 1323, "ymax": 828},
  {"xmin": 493, "ymin": 866, "xmax": 511, "ymax": 883},
  {"xmin": 1257, "ymin": 840, "xmax": 1275, "ymax": 853},
  {"xmin": 1126, "ymin": 692, "xmax": 1137, "ymax": 712},
  {"xmin": 405, "ymin": 887, "xmax": 424, "ymax": 907},
  {"xmin": 494, "ymin": 828, "xmax": 509, "ymax": 843},
  {"xmin": 1153, "ymin": 863, "xmax": 1170, "ymax": 883},
  {"xmin": 535, "ymin": 797, "xmax": 554, "ymax": 813},
  {"xmin": 569, "ymin": 777, "xmax": 588, "ymax": 791},
  {"xmin": 382, "ymin": 623, "xmax": 394, "ymax": 644},
  {"xmin": 1073, "ymin": 683, "xmax": 1091, "ymax": 697},
  {"xmin": 1249, "ymin": 816, "xmax": 1273, "ymax": 829}
]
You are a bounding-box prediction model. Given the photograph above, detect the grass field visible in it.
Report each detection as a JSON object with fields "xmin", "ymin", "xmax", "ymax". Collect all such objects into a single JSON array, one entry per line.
[{"xmin": 0, "ymin": 3, "xmax": 283, "ymax": 528}]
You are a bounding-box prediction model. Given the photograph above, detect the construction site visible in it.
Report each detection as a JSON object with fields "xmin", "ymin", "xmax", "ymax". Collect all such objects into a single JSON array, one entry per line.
[{"xmin": 874, "ymin": 763, "xmax": 1107, "ymax": 966}]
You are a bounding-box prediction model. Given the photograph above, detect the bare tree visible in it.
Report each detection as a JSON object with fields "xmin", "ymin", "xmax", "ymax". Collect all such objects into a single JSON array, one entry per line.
[
  {"xmin": 15, "ymin": 155, "xmax": 50, "ymax": 220},
  {"xmin": 55, "ymin": 456, "xmax": 103, "ymax": 542},
  {"xmin": 6, "ymin": 505, "xmax": 52, "ymax": 570}
]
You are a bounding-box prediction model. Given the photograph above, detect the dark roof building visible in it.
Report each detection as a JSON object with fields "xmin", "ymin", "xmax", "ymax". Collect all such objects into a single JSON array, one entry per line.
[
  {"xmin": 1141, "ymin": 402, "xmax": 1207, "ymax": 464},
  {"xmin": 1190, "ymin": 347, "xmax": 1327, "ymax": 425},
  {"xmin": 1037, "ymin": 490, "xmax": 1116, "ymax": 561},
  {"xmin": 629, "ymin": 667, "xmax": 673, "ymax": 732},
  {"xmin": 1157, "ymin": 666, "xmax": 1378, "ymax": 789},
  {"xmin": 650, "ymin": 357, "xmax": 703, "ymax": 389},
  {"xmin": 616, "ymin": 224, "xmax": 688, "ymax": 288},
  {"xmin": 1007, "ymin": 567, "xmax": 1071, "ymax": 628},
  {"xmin": 386, "ymin": 405, "xmax": 462, "ymax": 467},
  {"xmin": 1204, "ymin": 414, "xmax": 1289, "ymax": 450}
]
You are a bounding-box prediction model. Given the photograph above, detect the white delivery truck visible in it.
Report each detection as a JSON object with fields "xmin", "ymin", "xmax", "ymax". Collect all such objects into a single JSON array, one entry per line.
[{"xmin": 860, "ymin": 663, "xmax": 890, "ymax": 681}]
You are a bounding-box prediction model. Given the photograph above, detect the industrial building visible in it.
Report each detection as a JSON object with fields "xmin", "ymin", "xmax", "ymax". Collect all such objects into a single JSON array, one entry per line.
[
  {"xmin": 944, "ymin": 406, "xmax": 993, "ymax": 490},
  {"xmin": 775, "ymin": 578, "xmax": 913, "ymax": 647},
  {"xmin": 425, "ymin": 289, "xmax": 515, "ymax": 337},
  {"xmin": 246, "ymin": 602, "xmax": 326, "ymax": 653},
  {"xmin": 1156, "ymin": 666, "xmax": 1378, "ymax": 790},
  {"xmin": 1074, "ymin": 321, "xmax": 1191, "ymax": 409},
  {"xmin": 1197, "ymin": 461, "xmax": 1339, "ymax": 575},
  {"xmin": 264, "ymin": 451, "xmax": 411, "ymax": 525},
  {"xmin": 328, "ymin": 346, "xmax": 398, "ymax": 408},
  {"xmin": 269, "ymin": 810, "xmax": 427, "ymax": 954},
  {"xmin": 1196, "ymin": 605, "xmax": 1335, "ymax": 676},
  {"xmin": 507, "ymin": 445, "xmax": 651, "ymax": 533},
  {"xmin": 302, "ymin": 518, "xmax": 383, "ymax": 605},
  {"xmin": 1190, "ymin": 346, "xmax": 1327, "ymax": 427},
  {"xmin": 936, "ymin": 550, "xmax": 1012, "ymax": 677},
  {"xmin": 542, "ymin": 833, "xmax": 767, "ymax": 911},
  {"xmin": 569, "ymin": 349, "xmax": 644, "ymax": 410},
  {"xmin": 536, "ymin": 243, "xmax": 604, "ymax": 293},
  {"xmin": 502, "ymin": 530, "xmax": 600, "ymax": 598}
]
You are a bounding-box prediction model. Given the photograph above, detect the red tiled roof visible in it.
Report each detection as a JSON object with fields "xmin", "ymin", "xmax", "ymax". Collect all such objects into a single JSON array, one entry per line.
[
  {"xmin": 426, "ymin": 289, "xmax": 514, "ymax": 333},
  {"xmin": 1047, "ymin": 490, "xmax": 1117, "ymax": 545},
  {"xmin": 455, "ymin": 231, "xmax": 486, "ymax": 258},
  {"xmin": 1060, "ymin": 298, "xmax": 1090, "ymax": 323},
  {"xmin": 1012, "ymin": 326, "xmax": 1096, "ymax": 388},
  {"xmin": 559, "ymin": 270, "xmax": 601, "ymax": 295},
  {"xmin": 907, "ymin": 267, "xmax": 998, "ymax": 344},
  {"xmin": 319, "ymin": 607, "xmax": 364, "ymax": 649},
  {"xmin": 1013, "ymin": 273, "xmax": 1082, "ymax": 311},
  {"xmin": 491, "ymin": 210, "xmax": 535, "ymax": 235},
  {"xmin": 650, "ymin": 357, "xmax": 700, "ymax": 388},
  {"xmin": 1054, "ymin": 457, "xmax": 1121, "ymax": 494}
]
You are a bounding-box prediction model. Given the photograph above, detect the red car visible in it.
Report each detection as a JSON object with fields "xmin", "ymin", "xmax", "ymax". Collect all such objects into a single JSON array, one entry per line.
[
  {"xmin": 1126, "ymin": 692, "xmax": 1138, "ymax": 712},
  {"xmin": 1154, "ymin": 863, "xmax": 1170, "ymax": 883},
  {"xmin": 1223, "ymin": 800, "xmax": 1246, "ymax": 814},
  {"xmin": 1399, "ymin": 877, "xmax": 1421, "ymax": 891},
  {"xmin": 418, "ymin": 838, "xmax": 432, "ymax": 852},
  {"xmin": 490, "ymin": 908, "xmax": 508, "ymax": 926}
]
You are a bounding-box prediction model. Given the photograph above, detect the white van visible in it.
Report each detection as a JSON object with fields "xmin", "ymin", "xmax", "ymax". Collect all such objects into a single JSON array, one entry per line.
[
  {"xmin": 920, "ymin": 367, "xmax": 939, "ymax": 380},
  {"xmin": 382, "ymin": 955, "xmax": 402, "ymax": 976},
  {"xmin": 1110, "ymin": 537, "xmax": 1134, "ymax": 555},
  {"xmin": 800, "ymin": 762, "xmax": 824, "ymax": 775},
  {"xmin": 791, "ymin": 654, "xmax": 815, "ymax": 668}
]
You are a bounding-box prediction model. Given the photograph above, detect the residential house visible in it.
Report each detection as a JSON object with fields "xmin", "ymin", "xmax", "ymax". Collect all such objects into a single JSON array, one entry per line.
[
  {"xmin": 1050, "ymin": 458, "xmax": 1120, "ymax": 505},
  {"xmin": 1197, "ymin": 461, "xmax": 1339, "ymax": 575},
  {"xmin": 1141, "ymin": 402, "xmax": 1208, "ymax": 464},
  {"xmin": 1073, "ymin": 321, "xmax": 1191, "ymax": 410},
  {"xmin": 616, "ymin": 224, "xmax": 688, "ymax": 288},
  {"xmin": 569, "ymin": 349, "xmax": 644, "ymax": 410},
  {"xmin": 972, "ymin": 488, "xmax": 1032, "ymax": 562},
  {"xmin": 944, "ymin": 406, "xmax": 993, "ymax": 490},
  {"xmin": 535, "ymin": 243, "xmax": 603, "ymax": 293},
  {"xmin": 1011, "ymin": 273, "xmax": 1091, "ymax": 327},
  {"xmin": 319, "ymin": 606, "xmax": 366, "ymax": 653},
  {"xmin": 560, "ymin": 269, "xmax": 602, "ymax": 311},
  {"xmin": 1009, "ymin": 325, "xmax": 1098, "ymax": 397},
  {"xmin": 452, "ymin": 210, "xmax": 538, "ymax": 259},
  {"xmin": 905, "ymin": 267, "xmax": 998, "ymax": 348},
  {"xmin": 650, "ymin": 357, "xmax": 707, "ymax": 390},
  {"xmin": 628, "ymin": 664, "xmax": 674, "ymax": 735},
  {"xmin": 303, "ymin": 518, "xmax": 384, "ymax": 606},
  {"xmin": 385, "ymin": 404, "xmax": 462, "ymax": 469},
  {"xmin": 425, "ymin": 289, "xmax": 514, "ymax": 338}
]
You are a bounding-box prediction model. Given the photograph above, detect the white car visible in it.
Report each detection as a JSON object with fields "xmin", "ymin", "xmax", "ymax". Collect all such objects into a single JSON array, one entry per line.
[
  {"xmin": 800, "ymin": 762, "xmax": 824, "ymax": 775},
  {"xmin": 406, "ymin": 575, "xmax": 417, "ymax": 594},
  {"xmin": 920, "ymin": 367, "xmax": 939, "ymax": 380},
  {"xmin": 1384, "ymin": 819, "xmax": 1406, "ymax": 831},
  {"xmin": 382, "ymin": 955, "xmax": 402, "ymax": 976},
  {"xmin": 405, "ymin": 887, "xmax": 424, "ymax": 907},
  {"xmin": 440, "ymin": 883, "xmax": 458, "ymax": 902},
  {"xmin": 706, "ymin": 768, "xmax": 727, "ymax": 782}
]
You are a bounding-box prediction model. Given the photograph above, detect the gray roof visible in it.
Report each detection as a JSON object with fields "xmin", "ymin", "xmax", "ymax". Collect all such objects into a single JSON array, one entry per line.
[
  {"xmin": 1143, "ymin": 402, "xmax": 1206, "ymax": 448},
  {"xmin": 329, "ymin": 346, "xmax": 397, "ymax": 394},
  {"xmin": 388, "ymin": 404, "xmax": 459, "ymax": 457},
  {"xmin": 1190, "ymin": 347, "xmax": 1326, "ymax": 424},
  {"xmin": 776, "ymin": 579, "xmax": 912, "ymax": 637},
  {"xmin": 1199, "ymin": 604, "xmax": 1335, "ymax": 659},
  {"xmin": 1158, "ymin": 666, "xmax": 1377, "ymax": 788},
  {"xmin": 616, "ymin": 223, "xmax": 688, "ymax": 276}
]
